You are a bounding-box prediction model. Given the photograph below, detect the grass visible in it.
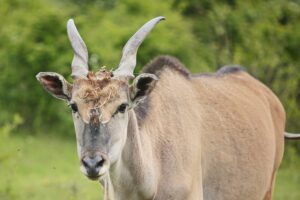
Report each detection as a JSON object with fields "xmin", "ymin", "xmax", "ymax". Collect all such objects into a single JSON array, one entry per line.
[
  {"xmin": 0, "ymin": 134, "xmax": 299, "ymax": 200},
  {"xmin": 0, "ymin": 134, "xmax": 102, "ymax": 200},
  {"xmin": 274, "ymin": 168, "xmax": 300, "ymax": 200}
]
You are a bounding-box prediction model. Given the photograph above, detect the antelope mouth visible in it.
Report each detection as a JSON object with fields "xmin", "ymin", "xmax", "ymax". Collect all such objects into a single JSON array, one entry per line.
[
  {"xmin": 81, "ymin": 164, "xmax": 109, "ymax": 181},
  {"xmin": 87, "ymin": 170, "xmax": 108, "ymax": 180},
  {"xmin": 80, "ymin": 153, "xmax": 110, "ymax": 181},
  {"xmin": 86, "ymin": 174, "xmax": 101, "ymax": 181}
]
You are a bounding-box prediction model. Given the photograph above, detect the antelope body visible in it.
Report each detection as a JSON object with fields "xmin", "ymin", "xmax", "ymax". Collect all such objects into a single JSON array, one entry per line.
[{"xmin": 36, "ymin": 17, "xmax": 300, "ymax": 200}]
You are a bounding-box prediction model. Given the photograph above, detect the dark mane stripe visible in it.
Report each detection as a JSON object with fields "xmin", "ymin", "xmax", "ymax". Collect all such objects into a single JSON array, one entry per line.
[{"xmin": 142, "ymin": 55, "xmax": 190, "ymax": 78}]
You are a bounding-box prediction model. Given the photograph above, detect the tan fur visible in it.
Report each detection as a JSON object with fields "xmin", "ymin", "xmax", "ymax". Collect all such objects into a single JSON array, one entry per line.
[{"xmin": 190, "ymin": 71, "xmax": 285, "ymax": 199}]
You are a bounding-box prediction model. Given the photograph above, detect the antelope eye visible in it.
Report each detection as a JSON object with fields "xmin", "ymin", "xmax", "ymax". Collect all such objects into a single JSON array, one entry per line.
[
  {"xmin": 69, "ymin": 103, "xmax": 78, "ymax": 113},
  {"xmin": 117, "ymin": 103, "xmax": 128, "ymax": 113}
]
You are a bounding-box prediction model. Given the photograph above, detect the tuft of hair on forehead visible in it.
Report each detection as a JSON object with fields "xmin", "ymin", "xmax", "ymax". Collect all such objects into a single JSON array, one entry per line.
[
  {"xmin": 87, "ymin": 69, "xmax": 113, "ymax": 81},
  {"xmin": 73, "ymin": 69, "xmax": 128, "ymax": 108}
]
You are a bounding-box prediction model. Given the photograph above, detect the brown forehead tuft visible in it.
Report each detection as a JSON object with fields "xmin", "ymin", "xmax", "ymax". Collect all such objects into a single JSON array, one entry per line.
[
  {"xmin": 72, "ymin": 70, "xmax": 127, "ymax": 107},
  {"xmin": 87, "ymin": 69, "xmax": 113, "ymax": 82}
]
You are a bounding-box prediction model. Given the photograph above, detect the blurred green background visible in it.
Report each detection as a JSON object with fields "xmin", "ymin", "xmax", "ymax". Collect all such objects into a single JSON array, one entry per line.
[{"xmin": 0, "ymin": 0, "xmax": 300, "ymax": 199}]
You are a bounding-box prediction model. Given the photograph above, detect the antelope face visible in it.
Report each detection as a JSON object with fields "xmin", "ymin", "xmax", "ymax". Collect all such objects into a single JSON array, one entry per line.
[
  {"xmin": 70, "ymin": 72, "xmax": 130, "ymax": 180},
  {"xmin": 36, "ymin": 17, "xmax": 163, "ymax": 180},
  {"xmin": 36, "ymin": 70, "xmax": 157, "ymax": 180}
]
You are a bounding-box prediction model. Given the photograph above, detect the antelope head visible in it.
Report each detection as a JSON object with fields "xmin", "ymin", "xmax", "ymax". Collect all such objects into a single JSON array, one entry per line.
[{"xmin": 36, "ymin": 17, "xmax": 164, "ymax": 180}]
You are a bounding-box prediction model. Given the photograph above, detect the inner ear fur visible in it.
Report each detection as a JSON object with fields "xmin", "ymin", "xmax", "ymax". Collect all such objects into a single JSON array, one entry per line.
[
  {"xmin": 130, "ymin": 73, "xmax": 158, "ymax": 104},
  {"xmin": 36, "ymin": 72, "xmax": 72, "ymax": 101}
]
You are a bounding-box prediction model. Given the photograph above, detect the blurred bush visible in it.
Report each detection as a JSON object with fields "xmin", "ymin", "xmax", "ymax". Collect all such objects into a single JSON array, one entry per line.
[
  {"xmin": 0, "ymin": 0, "xmax": 203, "ymax": 136},
  {"xmin": 0, "ymin": 0, "xmax": 73, "ymax": 135}
]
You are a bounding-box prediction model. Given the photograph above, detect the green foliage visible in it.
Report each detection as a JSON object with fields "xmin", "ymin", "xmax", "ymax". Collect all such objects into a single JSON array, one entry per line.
[
  {"xmin": 0, "ymin": 114, "xmax": 23, "ymax": 138},
  {"xmin": 0, "ymin": 0, "xmax": 74, "ymax": 135},
  {"xmin": 0, "ymin": 0, "xmax": 204, "ymax": 136}
]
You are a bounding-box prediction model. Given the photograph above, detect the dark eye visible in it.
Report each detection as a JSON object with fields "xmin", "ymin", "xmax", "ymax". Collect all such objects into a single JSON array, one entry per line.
[
  {"xmin": 69, "ymin": 103, "xmax": 78, "ymax": 113},
  {"xmin": 117, "ymin": 103, "xmax": 128, "ymax": 113}
]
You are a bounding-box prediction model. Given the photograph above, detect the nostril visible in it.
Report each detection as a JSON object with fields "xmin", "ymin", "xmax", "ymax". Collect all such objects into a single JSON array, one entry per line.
[
  {"xmin": 96, "ymin": 158, "xmax": 105, "ymax": 168},
  {"xmin": 82, "ymin": 157, "xmax": 90, "ymax": 169}
]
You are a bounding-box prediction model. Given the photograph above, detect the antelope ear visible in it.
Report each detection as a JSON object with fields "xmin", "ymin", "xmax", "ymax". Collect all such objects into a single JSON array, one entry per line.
[
  {"xmin": 130, "ymin": 73, "xmax": 158, "ymax": 105},
  {"xmin": 36, "ymin": 72, "xmax": 72, "ymax": 101}
]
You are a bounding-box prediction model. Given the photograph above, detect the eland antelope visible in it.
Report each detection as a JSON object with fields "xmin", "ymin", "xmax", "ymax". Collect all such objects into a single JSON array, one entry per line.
[{"xmin": 36, "ymin": 17, "xmax": 300, "ymax": 200}]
